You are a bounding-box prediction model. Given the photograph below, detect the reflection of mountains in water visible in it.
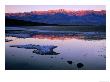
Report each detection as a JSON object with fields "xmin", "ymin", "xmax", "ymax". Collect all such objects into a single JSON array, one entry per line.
[
  {"xmin": 32, "ymin": 34, "xmax": 105, "ymax": 40},
  {"xmin": 6, "ymin": 30, "xmax": 106, "ymax": 40}
]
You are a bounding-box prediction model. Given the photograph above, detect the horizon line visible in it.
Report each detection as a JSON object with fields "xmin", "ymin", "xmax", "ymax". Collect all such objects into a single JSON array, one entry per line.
[{"xmin": 5, "ymin": 9, "xmax": 106, "ymax": 13}]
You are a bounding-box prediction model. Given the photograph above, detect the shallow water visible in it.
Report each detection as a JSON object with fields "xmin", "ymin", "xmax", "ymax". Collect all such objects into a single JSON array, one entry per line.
[{"xmin": 5, "ymin": 33, "xmax": 106, "ymax": 70}]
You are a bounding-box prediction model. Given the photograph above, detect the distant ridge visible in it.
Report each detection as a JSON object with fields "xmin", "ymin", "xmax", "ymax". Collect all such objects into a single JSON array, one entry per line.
[
  {"xmin": 6, "ymin": 9, "xmax": 106, "ymax": 16},
  {"xmin": 6, "ymin": 9, "xmax": 106, "ymax": 26}
]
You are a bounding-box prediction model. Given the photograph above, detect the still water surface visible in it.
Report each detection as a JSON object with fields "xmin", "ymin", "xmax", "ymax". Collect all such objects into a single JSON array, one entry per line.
[{"xmin": 5, "ymin": 34, "xmax": 106, "ymax": 70}]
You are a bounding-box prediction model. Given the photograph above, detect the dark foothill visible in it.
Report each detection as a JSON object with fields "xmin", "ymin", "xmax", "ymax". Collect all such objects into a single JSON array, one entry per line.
[{"xmin": 77, "ymin": 63, "xmax": 84, "ymax": 68}]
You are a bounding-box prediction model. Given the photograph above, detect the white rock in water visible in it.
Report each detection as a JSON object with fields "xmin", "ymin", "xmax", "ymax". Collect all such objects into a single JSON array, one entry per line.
[
  {"xmin": 33, "ymin": 45, "xmax": 58, "ymax": 55},
  {"xmin": 10, "ymin": 44, "xmax": 57, "ymax": 49},
  {"xmin": 10, "ymin": 44, "xmax": 58, "ymax": 55},
  {"xmin": 33, "ymin": 49, "xmax": 59, "ymax": 55}
]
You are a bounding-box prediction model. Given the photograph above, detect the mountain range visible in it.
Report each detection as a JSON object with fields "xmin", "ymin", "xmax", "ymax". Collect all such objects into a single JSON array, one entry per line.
[{"xmin": 6, "ymin": 9, "xmax": 106, "ymax": 26}]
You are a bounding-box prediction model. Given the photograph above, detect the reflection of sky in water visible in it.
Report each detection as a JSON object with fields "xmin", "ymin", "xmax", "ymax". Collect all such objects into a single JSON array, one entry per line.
[{"xmin": 5, "ymin": 36, "xmax": 106, "ymax": 70}]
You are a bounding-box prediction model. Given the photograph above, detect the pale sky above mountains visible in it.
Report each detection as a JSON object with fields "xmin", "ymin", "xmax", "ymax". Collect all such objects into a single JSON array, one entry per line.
[{"xmin": 6, "ymin": 5, "xmax": 105, "ymax": 13}]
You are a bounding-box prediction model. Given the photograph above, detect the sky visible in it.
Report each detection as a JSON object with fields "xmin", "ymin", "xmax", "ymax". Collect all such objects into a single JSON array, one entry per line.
[{"xmin": 5, "ymin": 5, "xmax": 105, "ymax": 13}]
